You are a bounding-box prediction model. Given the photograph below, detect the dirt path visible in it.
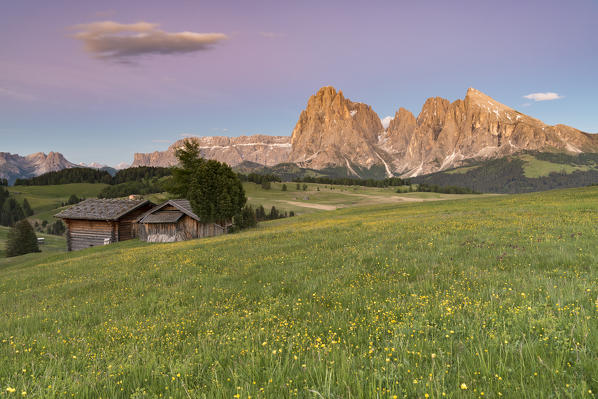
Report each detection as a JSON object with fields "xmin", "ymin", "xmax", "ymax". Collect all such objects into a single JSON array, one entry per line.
[
  {"xmin": 341, "ymin": 192, "xmax": 426, "ymax": 202},
  {"xmin": 278, "ymin": 200, "xmax": 338, "ymax": 210}
]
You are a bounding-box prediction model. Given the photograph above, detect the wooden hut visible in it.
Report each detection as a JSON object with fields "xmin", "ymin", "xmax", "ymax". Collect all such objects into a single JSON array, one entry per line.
[
  {"xmin": 137, "ymin": 199, "xmax": 226, "ymax": 242},
  {"xmin": 55, "ymin": 199, "xmax": 153, "ymax": 251}
]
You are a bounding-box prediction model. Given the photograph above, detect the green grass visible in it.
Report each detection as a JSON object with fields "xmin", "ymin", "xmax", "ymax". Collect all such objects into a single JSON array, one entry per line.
[
  {"xmin": 445, "ymin": 165, "xmax": 481, "ymax": 175},
  {"xmin": 1, "ymin": 187, "xmax": 597, "ymax": 398},
  {"xmin": 244, "ymin": 182, "xmax": 482, "ymax": 214},
  {"xmin": 0, "ymin": 226, "xmax": 66, "ymax": 267},
  {"xmin": 520, "ymin": 154, "xmax": 595, "ymax": 178},
  {"xmin": 8, "ymin": 183, "xmax": 109, "ymax": 223}
]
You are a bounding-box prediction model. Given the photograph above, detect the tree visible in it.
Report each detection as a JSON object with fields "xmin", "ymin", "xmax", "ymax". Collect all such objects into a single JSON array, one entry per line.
[
  {"xmin": 269, "ymin": 206, "xmax": 279, "ymax": 220},
  {"xmin": 168, "ymin": 140, "xmax": 205, "ymax": 198},
  {"xmin": 0, "ymin": 198, "xmax": 25, "ymax": 227},
  {"xmin": 233, "ymin": 205, "xmax": 257, "ymax": 231},
  {"xmin": 282, "ymin": 184, "xmax": 287, "ymax": 191},
  {"xmin": 170, "ymin": 141, "xmax": 246, "ymax": 224},
  {"xmin": 5, "ymin": 220, "xmax": 40, "ymax": 257},
  {"xmin": 22, "ymin": 198, "xmax": 34, "ymax": 217},
  {"xmin": 296, "ymin": 183, "xmax": 301, "ymax": 190},
  {"xmin": 261, "ymin": 181, "xmax": 271, "ymax": 190},
  {"xmin": 47, "ymin": 220, "xmax": 65, "ymax": 236},
  {"xmin": 256, "ymin": 205, "xmax": 266, "ymax": 221}
]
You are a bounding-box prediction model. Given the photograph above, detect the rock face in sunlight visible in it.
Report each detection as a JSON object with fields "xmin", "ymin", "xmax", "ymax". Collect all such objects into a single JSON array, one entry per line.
[
  {"xmin": 88, "ymin": 87, "xmax": 598, "ymax": 178},
  {"xmin": 380, "ymin": 88, "xmax": 598, "ymax": 176},
  {"xmin": 287, "ymin": 86, "xmax": 389, "ymax": 176}
]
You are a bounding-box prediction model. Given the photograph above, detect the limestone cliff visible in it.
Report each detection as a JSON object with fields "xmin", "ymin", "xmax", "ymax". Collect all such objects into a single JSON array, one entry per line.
[
  {"xmin": 130, "ymin": 87, "xmax": 598, "ymax": 178},
  {"xmin": 288, "ymin": 86, "xmax": 388, "ymax": 176},
  {"xmin": 132, "ymin": 135, "xmax": 291, "ymax": 168}
]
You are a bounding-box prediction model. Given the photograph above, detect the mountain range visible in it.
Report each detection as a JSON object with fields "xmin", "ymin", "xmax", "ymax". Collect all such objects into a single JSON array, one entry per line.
[
  {"xmin": 3, "ymin": 87, "xmax": 597, "ymax": 183},
  {"xmin": 0, "ymin": 152, "xmax": 77, "ymax": 184},
  {"xmin": 131, "ymin": 87, "xmax": 598, "ymax": 178},
  {"xmin": 0, "ymin": 153, "xmax": 128, "ymax": 184}
]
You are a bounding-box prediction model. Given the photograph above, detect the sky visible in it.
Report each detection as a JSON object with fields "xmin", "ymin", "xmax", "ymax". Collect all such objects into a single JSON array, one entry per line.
[{"xmin": 1, "ymin": 0, "xmax": 597, "ymax": 166}]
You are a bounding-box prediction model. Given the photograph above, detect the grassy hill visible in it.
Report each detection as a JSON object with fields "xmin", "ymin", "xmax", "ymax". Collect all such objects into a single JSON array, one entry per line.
[
  {"xmin": 7, "ymin": 183, "xmax": 109, "ymax": 223},
  {"xmin": 242, "ymin": 182, "xmax": 482, "ymax": 214},
  {"xmin": 413, "ymin": 151, "xmax": 598, "ymax": 193},
  {"xmin": 0, "ymin": 225, "xmax": 65, "ymax": 267},
  {"xmin": 1, "ymin": 187, "xmax": 596, "ymax": 397}
]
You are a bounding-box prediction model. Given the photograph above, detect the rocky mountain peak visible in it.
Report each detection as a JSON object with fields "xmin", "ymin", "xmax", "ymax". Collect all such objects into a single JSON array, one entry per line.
[
  {"xmin": 464, "ymin": 88, "xmax": 514, "ymax": 113},
  {"xmin": 106, "ymin": 86, "xmax": 598, "ymax": 180},
  {"xmin": 417, "ymin": 97, "xmax": 451, "ymax": 128},
  {"xmin": 289, "ymin": 86, "xmax": 385, "ymax": 172}
]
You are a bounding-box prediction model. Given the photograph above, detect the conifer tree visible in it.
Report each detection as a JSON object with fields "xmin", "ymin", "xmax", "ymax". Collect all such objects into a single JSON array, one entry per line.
[
  {"xmin": 22, "ymin": 198, "xmax": 34, "ymax": 217},
  {"xmin": 6, "ymin": 220, "xmax": 40, "ymax": 257}
]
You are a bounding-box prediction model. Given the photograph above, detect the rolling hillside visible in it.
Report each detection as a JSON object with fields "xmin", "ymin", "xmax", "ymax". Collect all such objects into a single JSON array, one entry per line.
[
  {"xmin": 413, "ymin": 151, "xmax": 598, "ymax": 193},
  {"xmin": 0, "ymin": 225, "xmax": 65, "ymax": 267},
  {"xmin": 0, "ymin": 187, "xmax": 596, "ymax": 397},
  {"xmin": 7, "ymin": 183, "xmax": 109, "ymax": 223}
]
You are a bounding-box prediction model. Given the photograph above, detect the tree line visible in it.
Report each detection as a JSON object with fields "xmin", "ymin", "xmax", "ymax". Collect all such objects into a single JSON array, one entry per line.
[
  {"xmin": 237, "ymin": 172, "xmax": 281, "ymax": 184},
  {"xmin": 13, "ymin": 166, "xmax": 172, "ymax": 186},
  {"xmin": 292, "ymin": 176, "xmax": 410, "ymax": 188},
  {"xmin": 412, "ymin": 156, "xmax": 598, "ymax": 193},
  {"xmin": 410, "ymin": 184, "xmax": 476, "ymax": 194}
]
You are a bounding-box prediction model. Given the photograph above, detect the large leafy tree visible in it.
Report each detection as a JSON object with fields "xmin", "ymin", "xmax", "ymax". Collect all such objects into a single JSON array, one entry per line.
[
  {"xmin": 6, "ymin": 220, "xmax": 40, "ymax": 257},
  {"xmin": 170, "ymin": 140, "xmax": 246, "ymax": 224}
]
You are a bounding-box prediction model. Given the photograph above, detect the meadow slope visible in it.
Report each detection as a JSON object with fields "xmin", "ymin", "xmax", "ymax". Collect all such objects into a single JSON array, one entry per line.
[{"xmin": 0, "ymin": 188, "xmax": 597, "ymax": 398}]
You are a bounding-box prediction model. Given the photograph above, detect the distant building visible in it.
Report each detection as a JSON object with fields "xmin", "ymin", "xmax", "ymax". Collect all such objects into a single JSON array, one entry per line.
[
  {"xmin": 137, "ymin": 199, "xmax": 226, "ymax": 242},
  {"xmin": 55, "ymin": 199, "xmax": 154, "ymax": 251}
]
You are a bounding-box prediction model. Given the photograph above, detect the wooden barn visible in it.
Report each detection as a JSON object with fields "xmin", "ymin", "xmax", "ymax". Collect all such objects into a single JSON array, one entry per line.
[
  {"xmin": 55, "ymin": 199, "xmax": 154, "ymax": 251},
  {"xmin": 137, "ymin": 199, "xmax": 226, "ymax": 242}
]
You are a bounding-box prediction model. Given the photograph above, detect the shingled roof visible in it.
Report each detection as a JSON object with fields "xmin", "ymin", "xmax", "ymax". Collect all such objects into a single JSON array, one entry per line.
[
  {"xmin": 140, "ymin": 211, "xmax": 184, "ymax": 224},
  {"xmin": 55, "ymin": 199, "xmax": 151, "ymax": 221},
  {"xmin": 138, "ymin": 199, "xmax": 200, "ymax": 223}
]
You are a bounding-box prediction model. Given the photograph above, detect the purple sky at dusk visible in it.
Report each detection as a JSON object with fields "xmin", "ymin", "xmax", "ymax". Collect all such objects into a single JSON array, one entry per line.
[{"xmin": 1, "ymin": 0, "xmax": 597, "ymax": 166}]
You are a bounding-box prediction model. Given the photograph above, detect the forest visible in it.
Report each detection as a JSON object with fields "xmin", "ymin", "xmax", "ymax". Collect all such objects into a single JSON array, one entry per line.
[{"xmin": 412, "ymin": 156, "xmax": 598, "ymax": 193}]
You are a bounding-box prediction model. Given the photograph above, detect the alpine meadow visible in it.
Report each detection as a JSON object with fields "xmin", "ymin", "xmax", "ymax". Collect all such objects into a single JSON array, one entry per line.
[
  {"xmin": 2, "ymin": 1, "xmax": 598, "ymax": 398},
  {"xmin": 1, "ymin": 187, "xmax": 596, "ymax": 398}
]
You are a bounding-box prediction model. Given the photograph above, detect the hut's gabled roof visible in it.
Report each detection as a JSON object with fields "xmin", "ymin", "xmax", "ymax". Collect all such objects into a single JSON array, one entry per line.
[
  {"xmin": 138, "ymin": 199, "xmax": 200, "ymax": 224},
  {"xmin": 140, "ymin": 211, "xmax": 184, "ymax": 224},
  {"xmin": 55, "ymin": 199, "xmax": 151, "ymax": 221}
]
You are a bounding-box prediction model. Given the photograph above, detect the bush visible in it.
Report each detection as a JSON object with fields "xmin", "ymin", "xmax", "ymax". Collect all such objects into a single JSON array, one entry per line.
[
  {"xmin": 5, "ymin": 220, "xmax": 40, "ymax": 257},
  {"xmin": 65, "ymin": 194, "xmax": 81, "ymax": 205},
  {"xmin": 282, "ymin": 184, "xmax": 287, "ymax": 191}
]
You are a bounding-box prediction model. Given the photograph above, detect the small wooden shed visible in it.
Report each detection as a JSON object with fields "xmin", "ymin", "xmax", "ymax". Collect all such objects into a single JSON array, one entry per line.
[
  {"xmin": 55, "ymin": 199, "xmax": 154, "ymax": 251},
  {"xmin": 137, "ymin": 199, "xmax": 226, "ymax": 242}
]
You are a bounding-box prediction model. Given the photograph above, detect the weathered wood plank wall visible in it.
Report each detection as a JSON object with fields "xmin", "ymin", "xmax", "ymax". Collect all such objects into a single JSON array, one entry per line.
[
  {"xmin": 138, "ymin": 215, "xmax": 225, "ymax": 243},
  {"xmin": 65, "ymin": 219, "xmax": 115, "ymax": 251}
]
